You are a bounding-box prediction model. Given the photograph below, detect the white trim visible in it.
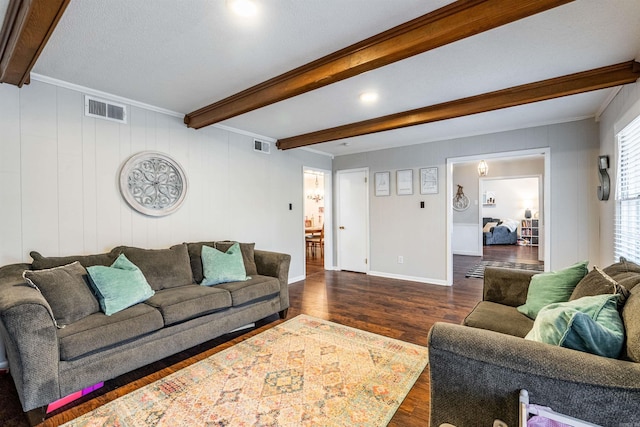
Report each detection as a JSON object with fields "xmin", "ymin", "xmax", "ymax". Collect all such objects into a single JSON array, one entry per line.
[
  {"xmin": 614, "ymin": 95, "xmax": 640, "ymax": 135},
  {"xmin": 446, "ymin": 148, "xmax": 551, "ymax": 285},
  {"xmin": 30, "ymin": 73, "xmax": 279, "ymax": 143},
  {"xmin": 333, "ymin": 116, "xmax": 592, "ymax": 157},
  {"xmin": 302, "ymin": 166, "xmax": 333, "ymax": 276},
  {"xmin": 300, "ymin": 146, "xmax": 335, "ymax": 158},
  {"xmin": 30, "ymin": 73, "xmax": 183, "ymax": 118},
  {"xmin": 213, "ymin": 123, "xmax": 277, "ymax": 143},
  {"xmin": 336, "ymin": 167, "xmax": 370, "ymax": 273},
  {"xmin": 595, "ymin": 86, "xmax": 622, "ymax": 122},
  {"xmin": 288, "ymin": 275, "xmax": 305, "ymax": 284},
  {"xmin": 368, "ymin": 271, "xmax": 449, "ymax": 286}
]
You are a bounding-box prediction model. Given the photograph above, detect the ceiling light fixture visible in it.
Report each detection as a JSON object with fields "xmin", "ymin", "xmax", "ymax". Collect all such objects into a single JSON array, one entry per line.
[
  {"xmin": 477, "ymin": 160, "xmax": 489, "ymax": 177},
  {"xmin": 359, "ymin": 91, "xmax": 378, "ymax": 103},
  {"xmin": 227, "ymin": 0, "xmax": 258, "ymax": 17}
]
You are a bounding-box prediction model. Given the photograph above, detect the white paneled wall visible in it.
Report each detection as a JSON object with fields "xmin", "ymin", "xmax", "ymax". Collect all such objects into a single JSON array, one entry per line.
[{"xmin": 0, "ymin": 81, "xmax": 331, "ymax": 280}]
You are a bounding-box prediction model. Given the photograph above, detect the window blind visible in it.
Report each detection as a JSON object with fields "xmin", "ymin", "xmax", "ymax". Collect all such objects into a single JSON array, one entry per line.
[{"xmin": 615, "ymin": 114, "xmax": 640, "ymax": 263}]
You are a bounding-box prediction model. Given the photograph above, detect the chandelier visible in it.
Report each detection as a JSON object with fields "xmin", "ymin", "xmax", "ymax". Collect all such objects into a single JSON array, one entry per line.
[
  {"xmin": 477, "ymin": 160, "xmax": 489, "ymax": 177},
  {"xmin": 307, "ymin": 175, "xmax": 324, "ymax": 203}
]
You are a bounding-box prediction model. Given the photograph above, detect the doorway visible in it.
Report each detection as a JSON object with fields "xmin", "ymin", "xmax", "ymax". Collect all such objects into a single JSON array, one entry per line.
[
  {"xmin": 447, "ymin": 149, "xmax": 550, "ymax": 285},
  {"xmin": 303, "ymin": 168, "xmax": 332, "ymax": 276},
  {"xmin": 480, "ymin": 175, "xmax": 542, "ymax": 259}
]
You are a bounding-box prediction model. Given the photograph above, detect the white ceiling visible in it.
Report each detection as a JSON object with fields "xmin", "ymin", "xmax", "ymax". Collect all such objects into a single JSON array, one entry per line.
[{"xmin": 29, "ymin": 0, "xmax": 640, "ymax": 157}]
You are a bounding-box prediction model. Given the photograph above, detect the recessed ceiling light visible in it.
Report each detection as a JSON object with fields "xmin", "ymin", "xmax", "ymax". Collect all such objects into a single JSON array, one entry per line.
[
  {"xmin": 359, "ymin": 91, "xmax": 378, "ymax": 103},
  {"xmin": 227, "ymin": 0, "xmax": 258, "ymax": 17}
]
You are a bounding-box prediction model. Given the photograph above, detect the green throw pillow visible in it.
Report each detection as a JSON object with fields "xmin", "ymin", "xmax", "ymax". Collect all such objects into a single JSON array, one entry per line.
[
  {"xmin": 517, "ymin": 260, "xmax": 588, "ymax": 319},
  {"xmin": 201, "ymin": 243, "xmax": 249, "ymax": 286},
  {"xmin": 525, "ymin": 294, "xmax": 624, "ymax": 359},
  {"xmin": 86, "ymin": 254, "xmax": 155, "ymax": 316}
]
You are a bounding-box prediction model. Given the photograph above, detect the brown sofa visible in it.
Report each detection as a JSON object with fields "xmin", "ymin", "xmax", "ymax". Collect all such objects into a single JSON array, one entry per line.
[{"xmin": 428, "ymin": 260, "xmax": 640, "ymax": 426}]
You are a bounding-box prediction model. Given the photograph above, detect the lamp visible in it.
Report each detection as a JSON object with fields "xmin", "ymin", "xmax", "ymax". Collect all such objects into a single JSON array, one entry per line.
[
  {"xmin": 522, "ymin": 199, "xmax": 532, "ymax": 218},
  {"xmin": 477, "ymin": 160, "xmax": 489, "ymax": 177},
  {"xmin": 306, "ymin": 175, "xmax": 324, "ymax": 203}
]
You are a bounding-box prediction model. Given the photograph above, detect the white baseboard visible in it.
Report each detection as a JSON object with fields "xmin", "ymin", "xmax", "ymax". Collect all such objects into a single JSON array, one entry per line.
[
  {"xmin": 368, "ymin": 270, "xmax": 450, "ymax": 286},
  {"xmin": 288, "ymin": 275, "xmax": 305, "ymax": 284},
  {"xmin": 453, "ymin": 249, "xmax": 482, "ymax": 256}
]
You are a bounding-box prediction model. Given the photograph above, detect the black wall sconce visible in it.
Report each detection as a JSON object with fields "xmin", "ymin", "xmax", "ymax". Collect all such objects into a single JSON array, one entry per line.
[{"xmin": 597, "ymin": 155, "xmax": 610, "ymax": 201}]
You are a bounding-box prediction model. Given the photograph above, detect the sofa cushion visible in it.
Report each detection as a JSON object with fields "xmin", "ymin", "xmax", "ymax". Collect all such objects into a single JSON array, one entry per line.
[
  {"xmin": 86, "ymin": 254, "xmax": 155, "ymax": 316},
  {"xmin": 144, "ymin": 285, "xmax": 232, "ymax": 326},
  {"xmin": 114, "ymin": 244, "xmax": 193, "ymax": 290},
  {"xmin": 216, "ymin": 275, "xmax": 281, "ymax": 307},
  {"xmin": 30, "ymin": 249, "xmax": 119, "ymax": 270},
  {"xmin": 622, "ymin": 286, "xmax": 640, "ymax": 362},
  {"xmin": 463, "ymin": 301, "xmax": 534, "ymax": 338},
  {"xmin": 23, "ymin": 262, "xmax": 100, "ymax": 327},
  {"xmin": 201, "ymin": 243, "xmax": 249, "ymax": 286},
  {"xmin": 570, "ymin": 266, "xmax": 630, "ymax": 308},
  {"xmin": 57, "ymin": 303, "xmax": 164, "ymax": 360},
  {"xmin": 187, "ymin": 241, "xmax": 258, "ymax": 284},
  {"xmin": 525, "ymin": 294, "xmax": 624, "ymax": 359},
  {"xmin": 517, "ymin": 260, "xmax": 588, "ymax": 319}
]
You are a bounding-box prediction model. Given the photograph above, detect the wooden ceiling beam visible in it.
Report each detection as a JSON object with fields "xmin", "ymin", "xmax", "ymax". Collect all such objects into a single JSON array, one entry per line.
[
  {"xmin": 184, "ymin": 0, "xmax": 574, "ymax": 129},
  {"xmin": 276, "ymin": 61, "xmax": 640, "ymax": 150},
  {"xmin": 0, "ymin": 0, "xmax": 70, "ymax": 87}
]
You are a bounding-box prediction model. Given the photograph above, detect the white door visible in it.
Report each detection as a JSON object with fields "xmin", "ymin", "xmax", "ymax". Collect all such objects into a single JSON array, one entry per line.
[{"xmin": 337, "ymin": 168, "xmax": 368, "ymax": 272}]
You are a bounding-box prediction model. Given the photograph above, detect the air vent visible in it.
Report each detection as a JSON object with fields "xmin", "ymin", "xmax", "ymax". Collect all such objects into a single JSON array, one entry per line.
[
  {"xmin": 84, "ymin": 95, "xmax": 127, "ymax": 124},
  {"xmin": 254, "ymin": 139, "xmax": 270, "ymax": 154}
]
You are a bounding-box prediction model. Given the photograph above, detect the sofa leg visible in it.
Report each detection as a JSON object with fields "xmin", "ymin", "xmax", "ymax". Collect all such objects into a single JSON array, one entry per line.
[
  {"xmin": 279, "ymin": 309, "xmax": 288, "ymax": 319},
  {"xmin": 25, "ymin": 405, "xmax": 47, "ymax": 426}
]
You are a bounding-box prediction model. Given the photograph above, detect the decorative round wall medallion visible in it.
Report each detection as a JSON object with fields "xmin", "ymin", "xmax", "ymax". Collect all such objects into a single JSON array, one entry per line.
[
  {"xmin": 119, "ymin": 151, "xmax": 188, "ymax": 217},
  {"xmin": 452, "ymin": 184, "xmax": 470, "ymax": 212}
]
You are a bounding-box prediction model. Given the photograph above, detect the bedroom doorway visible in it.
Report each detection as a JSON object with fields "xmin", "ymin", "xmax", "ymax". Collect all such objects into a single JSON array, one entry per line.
[
  {"xmin": 447, "ymin": 149, "xmax": 550, "ymax": 285},
  {"xmin": 480, "ymin": 175, "xmax": 542, "ymax": 261}
]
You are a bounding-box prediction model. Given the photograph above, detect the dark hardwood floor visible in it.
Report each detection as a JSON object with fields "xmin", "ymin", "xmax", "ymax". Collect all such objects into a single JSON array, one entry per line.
[{"xmin": 0, "ymin": 244, "xmax": 538, "ymax": 426}]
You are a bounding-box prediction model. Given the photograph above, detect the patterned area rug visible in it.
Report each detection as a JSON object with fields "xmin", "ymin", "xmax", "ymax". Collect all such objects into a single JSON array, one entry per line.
[
  {"xmin": 465, "ymin": 260, "xmax": 544, "ymax": 279},
  {"xmin": 61, "ymin": 314, "xmax": 428, "ymax": 427}
]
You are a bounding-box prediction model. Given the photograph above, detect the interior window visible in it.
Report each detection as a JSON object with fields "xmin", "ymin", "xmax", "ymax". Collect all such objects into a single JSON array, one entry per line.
[{"xmin": 615, "ymin": 115, "xmax": 640, "ymax": 263}]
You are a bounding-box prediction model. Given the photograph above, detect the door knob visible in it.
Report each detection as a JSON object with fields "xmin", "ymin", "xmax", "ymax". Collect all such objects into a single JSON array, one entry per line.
[{"xmin": 339, "ymin": 226, "xmax": 345, "ymax": 230}]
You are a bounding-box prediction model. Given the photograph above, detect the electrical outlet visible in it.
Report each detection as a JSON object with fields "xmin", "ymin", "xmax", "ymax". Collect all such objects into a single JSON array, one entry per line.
[{"xmin": 397, "ymin": 256, "xmax": 404, "ymax": 264}]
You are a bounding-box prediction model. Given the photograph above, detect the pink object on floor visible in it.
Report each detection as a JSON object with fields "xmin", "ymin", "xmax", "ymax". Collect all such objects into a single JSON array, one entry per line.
[{"xmin": 46, "ymin": 382, "xmax": 104, "ymax": 413}]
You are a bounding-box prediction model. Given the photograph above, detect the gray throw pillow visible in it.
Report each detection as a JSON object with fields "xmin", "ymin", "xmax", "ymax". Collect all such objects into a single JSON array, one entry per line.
[
  {"xmin": 113, "ymin": 244, "xmax": 193, "ymax": 290},
  {"xmin": 30, "ymin": 249, "xmax": 120, "ymax": 270},
  {"xmin": 570, "ymin": 266, "xmax": 629, "ymax": 309},
  {"xmin": 186, "ymin": 241, "xmax": 216, "ymax": 284},
  {"xmin": 23, "ymin": 261, "xmax": 100, "ymax": 326}
]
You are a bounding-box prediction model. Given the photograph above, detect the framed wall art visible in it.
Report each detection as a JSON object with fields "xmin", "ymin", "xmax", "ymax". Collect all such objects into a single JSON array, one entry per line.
[
  {"xmin": 374, "ymin": 171, "xmax": 390, "ymax": 196},
  {"xmin": 396, "ymin": 169, "xmax": 413, "ymax": 195},
  {"xmin": 420, "ymin": 167, "xmax": 438, "ymax": 194}
]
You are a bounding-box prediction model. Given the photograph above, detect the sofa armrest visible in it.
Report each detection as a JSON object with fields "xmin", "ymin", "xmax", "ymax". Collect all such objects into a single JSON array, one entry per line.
[
  {"xmin": 254, "ymin": 250, "xmax": 291, "ymax": 311},
  {"xmin": 428, "ymin": 322, "xmax": 640, "ymax": 426},
  {"xmin": 0, "ymin": 276, "xmax": 61, "ymax": 411},
  {"xmin": 483, "ymin": 267, "xmax": 537, "ymax": 306}
]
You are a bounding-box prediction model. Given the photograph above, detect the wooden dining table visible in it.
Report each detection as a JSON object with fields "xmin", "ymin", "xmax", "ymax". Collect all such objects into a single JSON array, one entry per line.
[{"xmin": 305, "ymin": 226, "xmax": 322, "ymax": 236}]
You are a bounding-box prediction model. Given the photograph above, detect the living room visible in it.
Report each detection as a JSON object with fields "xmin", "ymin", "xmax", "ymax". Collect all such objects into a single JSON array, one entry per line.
[{"xmin": 1, "ymin": 1, "xmax": 640, "ymax": 425}]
